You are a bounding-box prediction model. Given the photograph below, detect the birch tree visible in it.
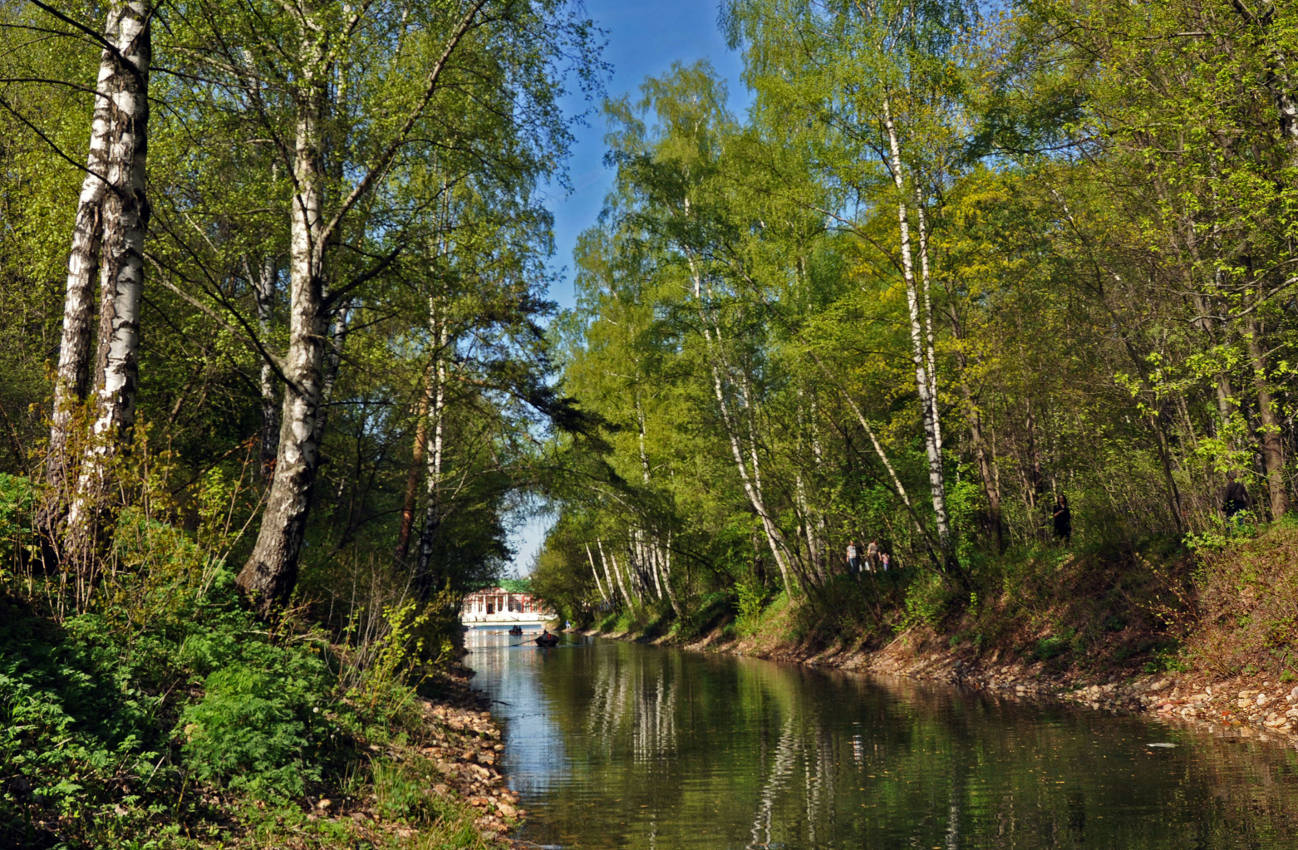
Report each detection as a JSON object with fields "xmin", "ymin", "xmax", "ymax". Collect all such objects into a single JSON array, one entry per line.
[
  {"xmin": 163, "ymin": 0, "xmax": 596, "ymax": 613},
  {"xmin": 35, "ymin": 0, "xmax": 152, "ymax": 576},
  {"xmin": 723, "ymin": 0, "xmax": 971, "ymax": 581}
]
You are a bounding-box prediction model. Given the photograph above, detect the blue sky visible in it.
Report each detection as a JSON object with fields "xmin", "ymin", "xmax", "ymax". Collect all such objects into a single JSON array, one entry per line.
[
  {"xmin": 508, "ymin": 0, "xmax": 749, "ymax": 575},
  {"xmin": 541, "ymin": 0, "xmax": 750, "ymax": 312}
]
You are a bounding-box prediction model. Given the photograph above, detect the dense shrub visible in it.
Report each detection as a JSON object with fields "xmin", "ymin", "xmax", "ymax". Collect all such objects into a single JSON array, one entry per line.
[{"xmin": 0, "ymin": 473, "xmax": 33, "ymax": 564}]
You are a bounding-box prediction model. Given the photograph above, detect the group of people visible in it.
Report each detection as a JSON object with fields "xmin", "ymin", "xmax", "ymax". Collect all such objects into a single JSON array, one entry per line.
[{"xmin": 845, "ymin": 539, "xmax": 892, "ymax": 575}]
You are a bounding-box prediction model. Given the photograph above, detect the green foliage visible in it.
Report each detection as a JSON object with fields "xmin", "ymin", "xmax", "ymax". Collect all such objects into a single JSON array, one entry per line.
[
  {"xmin": 0, "ymin": 605, "xmax": 177, "ymax": 847},
  {"xmin": 0, "ymin": 473, "xmax": 33, "ymax": 565},
  {"xmin": 179, "ymin": 638, "xmax": 336, "ymax": 801},
  {"xmin": 0, "ymin": 511, "xmax": 496, "ymax": 848},
  {"xmin": 1184, "ymin": 512, "xmax": 1257, "ymax": 553},
  {"xmin": 733, "ymin": 581, "xmax": 767, "ymax": 637},
  {"xmin": 897, "ymin": 572, "xmax": 953, "ymax": 632},
  {"xmin": 1031, "ymin": 628, "xmax": 1076, "ymax": 662}
]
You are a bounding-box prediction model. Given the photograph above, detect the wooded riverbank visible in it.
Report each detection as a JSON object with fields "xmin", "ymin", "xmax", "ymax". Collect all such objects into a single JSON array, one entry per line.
[{"xmin": 582, "ymin": 522, "xmax": 1298, "ymax": 753}]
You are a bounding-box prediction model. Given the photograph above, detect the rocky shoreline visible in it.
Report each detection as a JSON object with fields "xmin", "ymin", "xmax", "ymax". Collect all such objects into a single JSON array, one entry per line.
[{"xmin": 417, "ymin": 667, "xmax": 525, "ymax": 847}]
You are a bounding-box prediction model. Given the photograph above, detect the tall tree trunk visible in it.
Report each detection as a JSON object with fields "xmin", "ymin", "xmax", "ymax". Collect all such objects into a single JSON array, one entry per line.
[
  {"xmin": 236, "ymin": 51, "xmax": 329, "ymax": 613},
  {"xmin": 586, "ymin": 542, "xmax": 610, "ymax": 605},
  {"xmin": 597, "ymin": 537, "xmax": 624, "ymax": 606},
  {"xmin": 881, "ymin": 95, "xmax": 956, "ymax": 577},
  {"xmin": 685, "ymin": 247, "xmax": 798, "ymax": 598},
  {"xmin": 1246, "ymin": 315, "xmax": 1287, "ymax": 519},
  {"xmin": 394, "ymin": 371, "xmax": 430, "ymax": 563},
  {"xmin": 42, "ymin": 0, "xmax": 148, "ymax": 543},
  {"xmin": 414, "ymin": 311, "xmax": 449, "ymax": 598},
  {"xmin": 960, "ymin": 373, "xmax": 1003, "ymax": 552},
  {"xmin": 252, "ymin": 254, "xmax": 280, "ymax": 477},
  {"xmin": 656, "ymin": 534, "xmax": 682, "ymax": 618},
  {"xmin": 60, "ymin": 0, "xmax": 152, "ymax": 582},
  {"xmin": 949, "ymin": 313, "xmax": 1004, "ymax": 552},
  {"xmin": 913, "ymin": 185, "xmax": 942, "ymax": 454},
  {"xmin": 599, "ymin": 538, "xmax": 632, "ymax": 608}
]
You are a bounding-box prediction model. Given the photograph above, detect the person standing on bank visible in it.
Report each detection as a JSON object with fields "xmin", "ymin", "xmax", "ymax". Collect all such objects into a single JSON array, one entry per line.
[
  {"xmin": 1052, "ymin": 494, "xmax": 1072, "ymax": 543},
  {"xmin": 846, "ymin": 540, "xmax": 861, "ymax": 575},
  {"xmin": 866, "ymin": 539, "xmax": 879, "ymax": 571},
  {"xmin": 1223, "ymin": 472, "xmax": 1251, "ymax": 519}
]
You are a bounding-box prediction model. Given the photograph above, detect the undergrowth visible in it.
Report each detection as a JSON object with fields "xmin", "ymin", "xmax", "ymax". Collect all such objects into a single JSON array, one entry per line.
[
  {"xmin": 0, "ymin": 475, "xmax": 511, "ymax": 849},
  {"xmin": 1184, "ymin": 518, "xmax": 1298, "ymax": 680}
]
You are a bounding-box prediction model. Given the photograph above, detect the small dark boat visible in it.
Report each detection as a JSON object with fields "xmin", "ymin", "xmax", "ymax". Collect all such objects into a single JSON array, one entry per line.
[
  {"xmin": 534, "ymin": 632, "xmax": 559, "ymax": 647},
  {"xmin": 508, "ymin": 625, "xmax": 523, "ymax": 636}
]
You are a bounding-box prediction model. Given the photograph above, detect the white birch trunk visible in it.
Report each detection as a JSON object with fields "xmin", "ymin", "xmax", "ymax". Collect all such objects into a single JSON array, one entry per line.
[
  {"xmin": 685, "ymin": 246, "xmax": 798, "ymax": 598},
  {"xmin": 235, "ymin": 1, "xmax": 489, "ymax": 614},
  {"xmin": 415, "ymin": 310, "xmax": 449, "ymax": 596},
  {"xmin": 598, "ymin": 538, "xmax": 629, "ymax": 607},
  {"xmin": 253, "ymin": 255, "xmax": 280, "ymax": 476},
  {"xmin": 237, "ymin": 47, "xmax": 329, "ymax": 611},
  {"xmin": 610, "ymin": 550, "xmax": 638, "ymax": 606},
  {"xmin": 882, "ymin": 96, "xmax": 953, "ymax": 567},
  {"xmin": 46, "ymin": 34, "xmax": 116, "ymax": 506},
  {"xmin": 634, "ymin": 398, "xmax": 682, "ymax": 615},
  {"xmin": 912, "ymin": 188, "xmax": 942, "ymax": 454},
  {"xmin": 62, "ymin": 0, "xmax": 152, "ymax": 578},
  {"xmin": 586, "ymin": 542, "xmax": 610, "ymax": 604}
]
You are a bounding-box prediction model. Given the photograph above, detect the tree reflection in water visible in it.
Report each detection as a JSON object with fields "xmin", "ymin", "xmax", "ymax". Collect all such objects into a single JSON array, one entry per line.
[{"xmin": 465, "ymin": 634, "xmax": 1298, "ymax": 849}]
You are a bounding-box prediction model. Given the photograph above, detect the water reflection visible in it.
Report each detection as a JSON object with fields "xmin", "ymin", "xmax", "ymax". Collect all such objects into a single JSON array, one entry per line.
[{"xmin": 464, "ymin": 633, "xmax": 1298, "ymax": 849}]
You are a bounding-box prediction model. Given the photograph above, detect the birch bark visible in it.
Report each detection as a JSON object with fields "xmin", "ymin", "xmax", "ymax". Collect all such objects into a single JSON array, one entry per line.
[
  {"xmin": 235, "ymin": 0, "xmax": 490, "ymax": 613},
  {"xmin": 43, "ymin": 0, "xmax": 149, "ymax": 529},
  {"xmin": 59, "ymin": 0, "xmax": 152, "ymax": 577},
  {"xmin": 46, "ymin": 45, "xmax": 113, "ymax": 509},
  {"xmin": 881, "ymin": 95, "xmax": 955, "ymax": 572},
  {"xmin": 414, "ymin": 311, "xmax": 449, "ymax": 598},
  {"xmin": 685, "ymin": 248, "xmax": 798, "ymax": 598},
  {"xmin": 236, "ymin": 45, "xmax": 329, "ymax": 611},
  {"xmin": 253, "ymin": 255, "xmax": 280, "ymax": 477},
  {"xmin": 586, "ymin": 542, "xmax": 610, "ymax": 604}
]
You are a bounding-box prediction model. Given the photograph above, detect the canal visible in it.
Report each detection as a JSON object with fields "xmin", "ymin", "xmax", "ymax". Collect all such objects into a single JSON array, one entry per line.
[{"xmin": 465, "ymin": 632, "xmax": 1298, "ymax": 848}]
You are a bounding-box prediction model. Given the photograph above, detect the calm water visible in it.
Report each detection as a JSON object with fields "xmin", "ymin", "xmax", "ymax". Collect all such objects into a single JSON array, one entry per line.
[{"xmin": 464, "ymin": 632, "xmax": 1298, "ymax": 849}]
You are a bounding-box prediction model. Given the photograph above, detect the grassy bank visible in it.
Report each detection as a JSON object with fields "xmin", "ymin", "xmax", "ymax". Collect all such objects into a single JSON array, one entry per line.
[{"xmin": 0, "ymin": 476, "xmax": 518, "ymax": 849}]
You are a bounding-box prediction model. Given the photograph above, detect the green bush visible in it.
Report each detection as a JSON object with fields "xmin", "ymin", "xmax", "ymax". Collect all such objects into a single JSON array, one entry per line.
[
  {"xmin": 179, "ymin": 651, "xmax": 332, "ymax": 801},
  {"xmin": 0, "ymin": 603, "xmax": 178, "ymax": 848},
  {"xmin": 1031, "ymin": 628, "xmax": 1076, "ymax": 662},
  {"xmin": 0, "ymin": 473, "xmax": 34, "ymax": 565},
  {"xmin": 897, "ymin": 571, "xmax": 952, "ymax": 632}
]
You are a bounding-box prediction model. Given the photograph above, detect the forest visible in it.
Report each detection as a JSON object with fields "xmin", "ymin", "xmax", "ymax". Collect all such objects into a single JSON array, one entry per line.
[
  {"xmin": 1, "ymin": 0, "xmax": 1297, "ymax": 845},
  {"xmin": 532, "ymin": 0, "xmax": 1298, "ymax": 660}
]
